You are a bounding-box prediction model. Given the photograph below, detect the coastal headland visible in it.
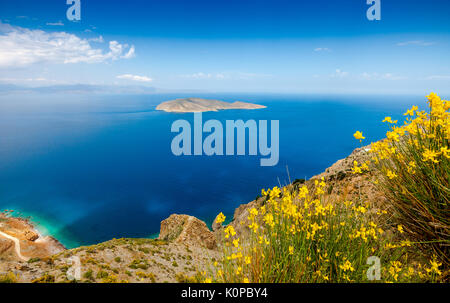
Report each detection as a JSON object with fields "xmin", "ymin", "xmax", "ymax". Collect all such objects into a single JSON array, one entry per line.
[{"xmin": 0, "ymin": 145, "xmax": 386, "ymax": 283}]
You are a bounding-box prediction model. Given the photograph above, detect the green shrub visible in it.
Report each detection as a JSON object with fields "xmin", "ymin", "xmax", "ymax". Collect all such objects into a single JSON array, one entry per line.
[
  {"xmin": 368, "ymin": 93, "xmax": 449, "ymax": 268},
  {"xmin": 83, "ymin": 269, "xmax": 94, "ymax": 281}
]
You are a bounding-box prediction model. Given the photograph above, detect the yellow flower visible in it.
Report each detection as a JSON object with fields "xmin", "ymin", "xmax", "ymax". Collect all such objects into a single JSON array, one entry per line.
[
  {"xmin": 382, "ymin": 116, "xmax": 398, "ymax": 124},
  {"xmin": 249, "ymin": 208, "xmax": 258, "ymax": 217},
  {"xmin": 263, "ymin": 213, "xmax": 275, "ymax": 228},
  {"xmin": 397, "ymin": 225, "xmax": 404, "ymax": 234},
  {"xmin": 232, "ymin": 238, "xmax": 240, "ymax": 248},
  {"xmin": 224, "ymin": 225, "xmax": 236, "ymax": 239},
  {"xmin": 245, "ymin": 256, "xmax": 251, "ymax": 264},
  {"xmin": 404, "ymin": 105, "xmax": 418, "ymax": 116},
  {"xmin": 400, "ymin": 240, "xmax": 411, "ymax": 247},
  {"xmin": 428, "ymin": 258, "xmax": 442, "ymax": 276},
  {"xmin": 339, "ymin": 260, "xmax": 355, "ymax": 272},
  {"xmin": 351, "ymin": 161, "xmax": 362, "ymax": 174},
  {"xmin": 289, "ymin": 246, "xmax": 294, "ymax": 255},
  {"xmin": 422, "ymin": 149, "xmax": 439, "ymax": 163},
  {"xmin": 386, "ymin": 170, "xmax": 397, "ymax": 179},
  {"xmin": 440, "ymin": 147, "xmax": 450, "ymax": 159},
  {"xmin": 406, "ymin": 161, "xmax": 417, "ymax": 174},
  {"xmin": 353, "ymin": 131, "xmax": 365, "ymax": 141},
  {"xmin": 388, "ymin": 261, "xmax": 402, "ymax": 281},
  {"xmin": 386, "ymin": 130, "xmax": 400, "ymax": 142},
  {"xmin": 243, "ymin": 277, "xmax": 249, "ymax": 283},
  {"xmin": 215, "ymin": 212, "xmax": 226, "ymax": 224}
]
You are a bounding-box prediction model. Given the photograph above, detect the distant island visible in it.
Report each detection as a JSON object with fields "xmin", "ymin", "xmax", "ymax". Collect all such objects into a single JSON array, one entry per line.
[{"xmin": 156, "ymin": 98, "xmax": 267, "ymax": 113}]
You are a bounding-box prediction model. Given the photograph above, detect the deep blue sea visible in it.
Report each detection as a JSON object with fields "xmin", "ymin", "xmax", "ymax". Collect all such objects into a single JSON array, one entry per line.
[{"xmin": 0, "ymin": 92, "xmax": 424, "ymax": 248}]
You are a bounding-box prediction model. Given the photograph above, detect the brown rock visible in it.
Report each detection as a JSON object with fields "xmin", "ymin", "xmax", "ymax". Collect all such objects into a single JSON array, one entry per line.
[
  {"xmin": 24, "ymin": 230, "xmax": 39, "ymax": 242},
  {"xmin": 226, "ymin": 197, "xmax": 266, "ymax": 239},
  {"xmin": 158, "ymin": 214, "xmax": 216, "ymax": 250}
]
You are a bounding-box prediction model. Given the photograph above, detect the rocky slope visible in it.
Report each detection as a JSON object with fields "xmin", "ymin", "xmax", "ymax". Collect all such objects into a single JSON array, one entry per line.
[{"xmin": 0, "ymin": 214, "xmax": 219, "ymax": 283}]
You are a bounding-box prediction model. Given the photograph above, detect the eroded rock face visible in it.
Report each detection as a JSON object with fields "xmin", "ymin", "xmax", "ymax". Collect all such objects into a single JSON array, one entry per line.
[
  {"xmin": 226, "ymin": 197, "xmax": 266, "ymax": 240},
  {"xmin": 311, "ymin": 145, "xmax": 372, "ymax": 181},
  {"xmin": 158, "ymin": 214, "xmax": 216, "ymax": 250}
]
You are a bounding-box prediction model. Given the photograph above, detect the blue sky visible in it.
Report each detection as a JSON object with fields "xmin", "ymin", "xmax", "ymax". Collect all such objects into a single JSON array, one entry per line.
[{"xmin": 0, "ymin": 0, "xmax": 449, "ymax": 94}]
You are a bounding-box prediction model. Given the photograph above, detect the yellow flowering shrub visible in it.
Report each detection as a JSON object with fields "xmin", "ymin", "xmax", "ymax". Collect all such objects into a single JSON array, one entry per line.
[
  {"xmin": 368, "ymin": 93, "xmax": 449, "ymax": 268},
  {"xmin": 209, "ymin": 181, "xmax": 440, "ymax": 283},
  {"xmin": 203, "ymin": 93, "xmax": 448, "ymax": 283}
]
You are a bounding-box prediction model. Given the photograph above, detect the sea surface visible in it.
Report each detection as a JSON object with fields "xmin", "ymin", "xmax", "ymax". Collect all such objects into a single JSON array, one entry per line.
[{"xmin": 0, "ymin": 92, "xmax": 424, "ymax": 248}]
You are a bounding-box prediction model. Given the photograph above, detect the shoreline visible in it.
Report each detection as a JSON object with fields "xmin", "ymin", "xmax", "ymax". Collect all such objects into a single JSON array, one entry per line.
[
  {"xmin": 0, "ymin": 211, "xmax": 66, "ymax": 261},
  {"xmin": 2, "ymin": 209, "xmax": 78, "ymax": 249}
]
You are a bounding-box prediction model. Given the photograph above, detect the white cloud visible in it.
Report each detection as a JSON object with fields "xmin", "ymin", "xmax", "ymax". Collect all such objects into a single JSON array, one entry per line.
[
  {"xmin": 88, "ymin": 35, "xmax": 104, "ymax": 43},
  {"xmin": 314, "ymin": 47, "xmax": 331, "ymax": 52},
  {"xmin": 122, "ymin": 45, "xmax": 135, "ymax": 59},
  {"xmin": 397, "ymin": 40, "xmax": 434, "ymax": 47},
  {"xmin": 116, "ymin": 74, "xmax": 152, "ymax": 83},
  {"xmin": 46, "ymin": 21, "xmax": 64, "ymax": 26},
  {"xmin": 0, "ymin": 22, "xmax": 135, "ymax": 68}
]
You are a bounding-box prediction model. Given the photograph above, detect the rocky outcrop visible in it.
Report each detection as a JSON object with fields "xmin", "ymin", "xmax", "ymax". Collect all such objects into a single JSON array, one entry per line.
[
  {"xmin": 23, "ymin": 230, "xmax": 39, "ymax": 242},
  {"xmin": 311, "ymin": 145, "xmax": 372, "ymax": 181},
  {"xmin": 212, "ymin": 197, "xmax": 267, "ymax": 240},
  {"xmin": 158, "ymin": 214, "xmax": 216, "ymax": 250}
]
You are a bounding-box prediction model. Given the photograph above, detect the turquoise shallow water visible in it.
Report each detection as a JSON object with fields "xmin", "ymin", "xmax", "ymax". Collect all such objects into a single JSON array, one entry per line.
[{"xmin": 0, "ymin": 93, "xmax": 424, "ymax": 248}]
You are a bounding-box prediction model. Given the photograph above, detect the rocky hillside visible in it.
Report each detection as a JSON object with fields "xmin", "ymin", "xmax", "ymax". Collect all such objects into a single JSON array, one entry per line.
[
  {"xmin": 0, "ymin": 145, "xmax": 383, "ymax": 283},
  {"xmin": 0, "ymin": 214, "xmax": 219, "ymax": 283}
]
